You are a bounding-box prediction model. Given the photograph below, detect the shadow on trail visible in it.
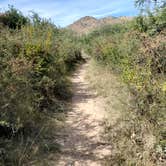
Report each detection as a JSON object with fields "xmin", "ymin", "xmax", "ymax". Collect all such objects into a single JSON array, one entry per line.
[
  {"xmin": 56, "ymin": 63, "xmax": 112, "ymax": 165},
  {"xmin": 72, "ymin": 82, "xmax": 98, "ymax": 104},
  {"xmin": 59, "ymin": 110, "xmax": 110, "ymax": 164}
]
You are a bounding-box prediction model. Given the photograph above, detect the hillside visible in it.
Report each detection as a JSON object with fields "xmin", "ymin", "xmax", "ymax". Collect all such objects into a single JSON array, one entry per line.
[
  {"xmin": 68, "ymin": 16, "xmax": 132, "ymax": 34},
  {"xmin": 0, "ymin": 2, "xmax": 165, "ymax": 166}
]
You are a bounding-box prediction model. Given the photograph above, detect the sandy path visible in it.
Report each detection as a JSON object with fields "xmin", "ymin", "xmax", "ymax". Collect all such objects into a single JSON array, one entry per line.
[{"xmin": 57, "ymin": 63, "xmax": 111, "ymax": 166}]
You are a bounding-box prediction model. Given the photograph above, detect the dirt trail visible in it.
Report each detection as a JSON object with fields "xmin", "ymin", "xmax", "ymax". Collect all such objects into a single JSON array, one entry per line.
[{"xmin": 58, "ymin": 63, "xmax": 111, "ymax": 166}]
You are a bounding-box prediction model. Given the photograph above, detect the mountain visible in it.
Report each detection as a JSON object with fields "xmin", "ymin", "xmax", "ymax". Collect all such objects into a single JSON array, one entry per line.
[
  {"xmin": 68, "ymin": 16, "xmax": 132, "ymax": 34},
  {"xmin": 68, "ymin": 16, "xmax": 99, "ymax": 34}
]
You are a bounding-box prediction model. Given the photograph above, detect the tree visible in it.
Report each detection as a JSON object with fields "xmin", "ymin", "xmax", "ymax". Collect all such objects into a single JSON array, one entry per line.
[
  {"xmin": 135, "ymin": 0, "xmax": 165, "ymax": 7},
  {"xmin": 0, "ymin": 6, "xmax": 28, "ymax": 29}
]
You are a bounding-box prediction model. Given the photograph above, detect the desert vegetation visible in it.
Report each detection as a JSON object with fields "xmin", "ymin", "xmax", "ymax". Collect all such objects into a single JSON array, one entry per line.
[
  {"xmin": 0, "ymin": 0, "xmax": 165, "ymax": 165},
  {"xmin": 82, "ymin": 2, "xmax": 166, "ymax": 165},
  {"xmin": 0, "ymin": 6, "xmax": 82, "ymax": 165}
]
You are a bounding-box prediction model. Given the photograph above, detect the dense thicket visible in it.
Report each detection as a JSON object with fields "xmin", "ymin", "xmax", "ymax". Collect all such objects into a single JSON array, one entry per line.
[
  {"xmin": 0, "ymin": 8, "xmax": 81, "ymax": 165},
  {"xmin": 83, "ymin": 6, "xmax": 166, "ymax": 165}
]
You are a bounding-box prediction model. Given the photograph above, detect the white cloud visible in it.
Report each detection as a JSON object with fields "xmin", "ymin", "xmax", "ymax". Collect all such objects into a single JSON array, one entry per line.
[{"xmin": 0, "ymin": 0, "xmax": 138, "ymax": 27}]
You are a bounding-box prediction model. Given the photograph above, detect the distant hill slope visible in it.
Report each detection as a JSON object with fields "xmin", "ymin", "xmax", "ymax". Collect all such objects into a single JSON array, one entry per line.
[{"xmin": 68, "ymin": 16, "xmax": 132, "ymax": 34}]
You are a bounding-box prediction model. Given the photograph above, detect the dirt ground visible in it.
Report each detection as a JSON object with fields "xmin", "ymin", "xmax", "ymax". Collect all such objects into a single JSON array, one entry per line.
[{"xmin": 57, "ymin": 63, "xmax": 111, "ymax": 166}]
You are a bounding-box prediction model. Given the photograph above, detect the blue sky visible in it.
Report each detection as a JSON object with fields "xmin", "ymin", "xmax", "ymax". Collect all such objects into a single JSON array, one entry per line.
[{"xmin": 0, "ymin": 0, "xmax": 139, "ymax": 27}]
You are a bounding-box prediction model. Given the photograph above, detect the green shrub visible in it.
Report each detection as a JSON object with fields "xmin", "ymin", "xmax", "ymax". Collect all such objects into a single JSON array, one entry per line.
[
  {"xmin": 0, "ymin": 6, "xmax": 28, "ymax": 29},
  {"xmin": 132, "ymin": 7, "xmax": 166, "ymax": 34},
  {"xmin": 0, "ymin": 11, "xmax": 81, "ymax": 165},
  {"xmin": 84, "ymin": 6, "xmax": 166, "ymax": 165}
]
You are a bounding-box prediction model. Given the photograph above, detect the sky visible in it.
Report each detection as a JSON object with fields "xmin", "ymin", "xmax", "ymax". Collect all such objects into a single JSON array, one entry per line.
[{"xmin": 0, "ymin": 0, "xmax": 139, "ymax": 27}]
